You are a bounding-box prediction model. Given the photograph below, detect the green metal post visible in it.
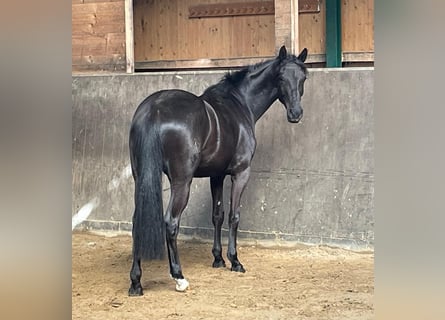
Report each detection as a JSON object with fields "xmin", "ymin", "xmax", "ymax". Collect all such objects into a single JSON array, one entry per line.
[{"xmin": 325, "ymin": 0, "xmax": 342, "ymax": 67}]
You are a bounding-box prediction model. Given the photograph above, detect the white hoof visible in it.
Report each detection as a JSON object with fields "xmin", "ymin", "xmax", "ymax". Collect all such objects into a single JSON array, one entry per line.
[{"xmin": 174, "ymin": 278, "xmax": 189, "ymax": 292}]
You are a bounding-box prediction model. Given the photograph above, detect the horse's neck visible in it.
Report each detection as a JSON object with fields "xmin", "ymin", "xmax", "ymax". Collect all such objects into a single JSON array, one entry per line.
[
  {"xmin": 250, "ymin": 91, "xmax": 278, "ymax": 122},
  {"xmin": 241, "ymin": 70, "xmax": 279, "ymax": 123}
]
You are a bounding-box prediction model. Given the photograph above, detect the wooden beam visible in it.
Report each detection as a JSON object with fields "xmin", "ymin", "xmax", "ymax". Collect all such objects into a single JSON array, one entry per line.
[
  {"xmin": 342, "ymin": 52, "xmax": 374, "ymax": 62},
  {"xmin": 274, "ymin": 0, "xmax": 291, "ymax": 51},
  {"xmin": 124, "ymin": 0, "xmax": 134, "ymax": 73},
  {"xmin": 189, "ymin": 1, "xmax": 274, "ymax": 19},
  {"xmin": 135, "ymin": 57, "xmax": 274, "ymax": 70},
  {"xmin": 134, "ymin": 53, "xmax": 325, "ymax": 70},
  {"xmin": 291, "ymin": 0, "xmax": 299, "ymax": 54},
  {"xmin": 189, "ymin": 0, "xmax": 320, "ymax": 19},
  {"xmin": 299, "ymin": 0, "xmax": 320, "ymax": 13}
]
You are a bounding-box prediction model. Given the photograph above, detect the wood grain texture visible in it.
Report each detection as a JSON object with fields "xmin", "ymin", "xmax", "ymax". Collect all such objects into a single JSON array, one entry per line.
[
  {"xmin": 342, "ymin": 0, "xmax": 374, "ymax": 53},
  {"xmin": 125, "ymin": 0, "xmax": 134, "ymax": 73},
  {"xmin": 298, "ymin": 0, "xmax": 325, "ymax": 55},
  {"xmin": 72, "ymin": 1, "xmax": 126, "ymax": 72},
  {"xmin": 134, "ymin": 0, "xmax": 275, "ymax": 63}
]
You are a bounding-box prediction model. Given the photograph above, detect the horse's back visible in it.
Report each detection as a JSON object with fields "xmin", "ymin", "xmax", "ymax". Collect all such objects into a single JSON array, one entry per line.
[
  {"xmin": 131, "ymin": 89, "xmax": 208, "ymax": 142},
  {"xmin": 132, "ymin": 89, "xmax": 203, "ymax": 124}
]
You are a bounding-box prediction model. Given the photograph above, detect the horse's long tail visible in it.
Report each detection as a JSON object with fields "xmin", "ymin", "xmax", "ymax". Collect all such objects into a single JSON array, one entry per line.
[{"xmin": 129, "ymin": 121, "xmax": 165, "ymax": 260}]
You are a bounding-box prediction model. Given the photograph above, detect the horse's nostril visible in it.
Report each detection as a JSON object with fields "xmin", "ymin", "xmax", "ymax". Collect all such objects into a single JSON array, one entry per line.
[
  {"xmin": 297, "ymin": 110, "xmax": 303, "ymax": 121},
  {"xmin": 297, "ymin": 113, "xmax": 303, "ymax": 122}
]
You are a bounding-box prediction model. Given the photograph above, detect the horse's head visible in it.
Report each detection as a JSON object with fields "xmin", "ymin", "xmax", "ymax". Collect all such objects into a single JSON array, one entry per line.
[{"xmin": 277, "ymin": 46, "xmax": 308, "ymax": 123}]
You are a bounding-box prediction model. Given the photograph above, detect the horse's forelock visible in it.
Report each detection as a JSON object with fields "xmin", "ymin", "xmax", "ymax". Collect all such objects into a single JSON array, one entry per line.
[{"xmin": 281, "ymin": 55, "xmax": 308, "ymax": 76}]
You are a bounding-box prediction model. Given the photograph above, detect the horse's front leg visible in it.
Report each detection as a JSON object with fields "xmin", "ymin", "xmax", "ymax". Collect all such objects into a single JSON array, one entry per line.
[
  {"xmin": 227, "ymin": 167, "xmax": 250, "ymax": 272},
  {"xmin": 165, "ymin": 180, "xmax": 192, "ymax": 291},
  {"xmin": 210, "ymin": 175, "xmax": 226, "ymax": 268}
]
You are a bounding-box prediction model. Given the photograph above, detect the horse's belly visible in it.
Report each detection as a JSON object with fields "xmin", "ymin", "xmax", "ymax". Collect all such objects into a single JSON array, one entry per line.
[
  {"xmin": 194, "ymin": 148, "xmax": 253, "ymax": 177},
  {"xmin": 193, "ymin": 168, "xmax": 220, "ymax": 178},
  {"xmin": 194, "ymin": 159, "xmax": 229, "ymax": 177}
]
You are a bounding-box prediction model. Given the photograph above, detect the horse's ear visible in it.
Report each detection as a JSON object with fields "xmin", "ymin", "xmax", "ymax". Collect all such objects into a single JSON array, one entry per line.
[
  {"xmin": 278, "ymin": 46, "xmax": 287, "ymax": 60},
  {"xmin": 297, "ymin": 48, "xmax": 308, "ymax": 63}
]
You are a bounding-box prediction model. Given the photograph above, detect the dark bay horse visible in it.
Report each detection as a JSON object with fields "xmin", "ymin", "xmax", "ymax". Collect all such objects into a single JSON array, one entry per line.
[{"xmin": 128, "ymin": 46, "xmax": 308, "ymax": 295}]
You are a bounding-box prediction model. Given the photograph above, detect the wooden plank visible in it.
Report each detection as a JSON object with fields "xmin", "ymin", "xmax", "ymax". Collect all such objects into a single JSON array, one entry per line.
[
  {"xmin": 184, "ymin": 0, "xmax": 197, "ymax": 59},
  {"xmin": 72, "ymin": 33, "xmax": 125, "ymax": 55},
  {"xmin": 72, "ymin": 54, "xmax": 125, "ymax": 66},
  {"xmin": 306, "ymin": 53, "xmax": 325, "ymax": 63},
  {"xmin": 299, "ymin": 0, "xmax": 320, "ymax": 13},
  {"xmin": 72, "ymin": 0, "xmax": 123, "ymax": 4},
  {"xmin": 72, "ymin": 33, "xmax": 125, "ymax": 71},
  {"xmin": 134, "ymin": 0, "xmax": 160, "ymax": 61},
  {"xmin": 342, "ymin": 52, "xmax": 374, "ymax": 62},
  {"xmin": 257, "ymin": 13, "xmax": 274, "ymax": 56},
  {"xmin": 341, "ymin": 0, "xmax": 374, "ymax": 53},
  {"xmin": 291, "ymin": 0, "xmax": 299, "ymax": 54},
  {"xmin": 298, "ymin": 0, "xmax": 325, "ymax": 55},
  {"xmin": 274, "ymin": 0, "xmax": 291, "ymax": 50},
  {"xmin": 73, "ymin": 35, "xmax": 107, "ymax": 57},
  {"xmin": 72, "ymin": 62, "xmax": 126, "ymax": 72},
  {"xmin": 220, "ymin": 11, "xmax": 232, "ymax": 57},
  {"xmin": 135, "ymin": 56, "xmax": 274, "ymax": 70},
  {"xmin": 72, "ymin": 2, "xmax": 125, "ymax": 36},
  {"xmin": 72, "ymin": 2, "xmax": 124, "ymax": 17},
  {"xmin": 72, "ymin": 21, "xmax": 124, "ymax": 36},
  {"xmin": 72, "ymin": 0, "xmax": 127, "ymax": 72},
  {"xmin": 133, "ymin": 1, "xmax": 146, "ymax": 61},
  {"xmin": 177, "ymin": 0, "xmax": 190, "ymax": 59},
  {"xmin": 124, "ymin": 0, "xmax": 134, "ymax": 73},
  {"xmin": 134, "ymin": 52, "xmax": 323, "ymax": 70},
  {"xmin": 159, "ymin": 0, "xmax": 178, "ymax": 60},
  {"xmin": 82, "ymin": 0, "xmax": 124, "ymax": 3}
]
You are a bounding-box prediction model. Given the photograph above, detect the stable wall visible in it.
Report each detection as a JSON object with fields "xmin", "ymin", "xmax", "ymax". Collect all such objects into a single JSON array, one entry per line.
[
  {"xmin": 72, "ymin": 68, "xmax": 374, "ymax": 249},
  {"xmin": 72, "ymin": 0, "xmax": 374, "ymax": 72}
]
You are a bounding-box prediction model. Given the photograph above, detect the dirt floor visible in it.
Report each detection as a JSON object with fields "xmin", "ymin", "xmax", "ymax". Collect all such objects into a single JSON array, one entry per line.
[{"xmin": 72, "ymin": 232, "xmax": 373, "ymax": 320}]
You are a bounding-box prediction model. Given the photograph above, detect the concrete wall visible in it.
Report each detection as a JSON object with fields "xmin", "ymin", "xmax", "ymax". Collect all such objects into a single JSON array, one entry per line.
[{"xmin": 72, "ymin": 68, "xmax": 374, "ymax": 250}]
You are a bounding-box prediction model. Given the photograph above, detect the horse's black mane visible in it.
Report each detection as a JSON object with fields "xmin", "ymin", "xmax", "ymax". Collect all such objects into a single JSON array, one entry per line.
[
  {"xmin": 222, "ymin": 54, "xmax": 308, "ymax": 87},
  {"xmin": 202, "ymin": 53, "xmax": 307, "ymax": 98}
]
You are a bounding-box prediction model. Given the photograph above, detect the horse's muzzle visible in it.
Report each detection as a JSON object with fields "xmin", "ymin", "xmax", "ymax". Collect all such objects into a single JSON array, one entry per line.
[{"xmin": 287, "ymin": 109, "xmax": 303, "ymax": 123}]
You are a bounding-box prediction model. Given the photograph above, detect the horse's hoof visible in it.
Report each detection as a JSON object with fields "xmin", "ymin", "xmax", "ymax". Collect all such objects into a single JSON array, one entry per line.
[
  {"xmin": 212, "ymin": 259, "xmax": 226, "ymax": 268},
  {"xmin": 128, "ymin": 285, "xmax": 143, "ymax": 296},
  {"xmin": 174, "ymin": 278, "xmax": 189, "ymax": 292},
  {"xmin": 231, "ymin": 264, "xmax": 246, "ymax": 273}
]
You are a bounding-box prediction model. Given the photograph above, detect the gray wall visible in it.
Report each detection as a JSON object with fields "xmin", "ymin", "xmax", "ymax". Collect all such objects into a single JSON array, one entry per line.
[{"xmin": 72, "ymin": 68, "xmax": 374, "ymax": 250}]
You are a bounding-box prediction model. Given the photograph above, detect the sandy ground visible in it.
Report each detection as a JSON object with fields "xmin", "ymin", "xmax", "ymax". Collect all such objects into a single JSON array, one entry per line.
[{"xmin": 72, "ymin": 232, "xmax": 373, "ymax": 320}]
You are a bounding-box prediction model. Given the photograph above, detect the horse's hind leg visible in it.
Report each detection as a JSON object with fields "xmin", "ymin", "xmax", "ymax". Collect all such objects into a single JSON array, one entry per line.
[
  {"xmin": 227, "ymin": 167, "xmax": 251, "ymax": 273},
  {"xmin": 210, "ymin": 175, "xmax": 226, "ymax": 268},
  {"xmin": 165, "ymin": 179, "xmax": 192, "ymax": 291},
  {"xmin": 129, "ymin": 204, "xmax": 143, "ymax": 296},
  {"xmin": 128, "ymin": 257, "xmax": 142, "ymax": 296}
]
